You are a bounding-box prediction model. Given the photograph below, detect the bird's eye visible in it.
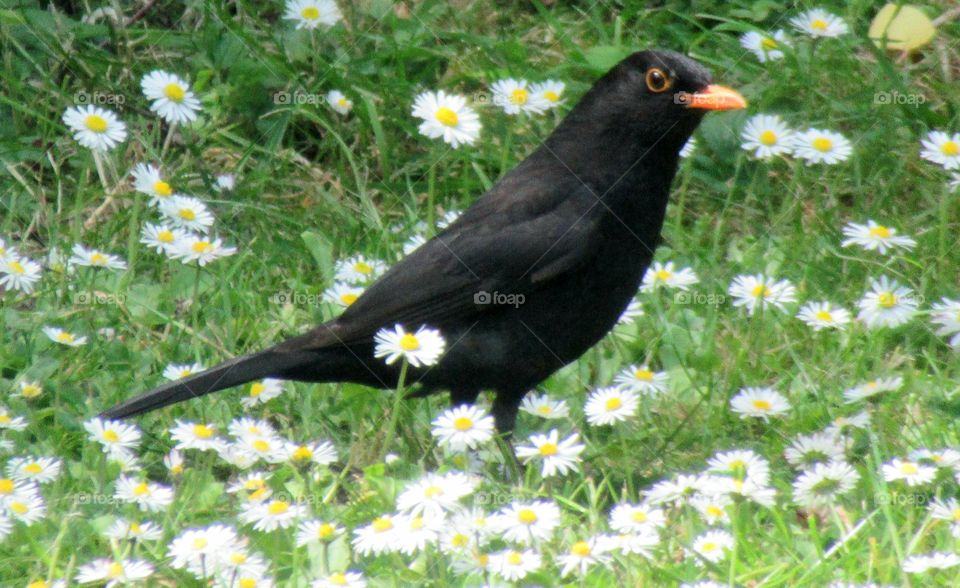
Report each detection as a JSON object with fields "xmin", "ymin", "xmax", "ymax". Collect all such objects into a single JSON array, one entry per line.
[{"xmin": 645, "ymin": 68, "xmax": 672, "ymax": 93}]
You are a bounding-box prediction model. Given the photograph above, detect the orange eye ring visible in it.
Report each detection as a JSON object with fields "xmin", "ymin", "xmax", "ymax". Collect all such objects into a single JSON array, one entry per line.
[{"xmin": 645, "ymin": 68, "xmax": 672, "ymax": 93}]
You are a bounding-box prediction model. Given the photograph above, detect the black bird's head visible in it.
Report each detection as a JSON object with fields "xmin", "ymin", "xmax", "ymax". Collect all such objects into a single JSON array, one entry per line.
[{"xmin": 549, "ymin": 49, "xmax": 746, "ymax": 172}]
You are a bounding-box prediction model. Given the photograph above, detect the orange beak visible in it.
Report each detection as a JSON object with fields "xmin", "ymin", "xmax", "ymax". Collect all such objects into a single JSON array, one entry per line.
[{"xmin": 684, "ymin": 84, "xmax": 747, "ymax": 111}]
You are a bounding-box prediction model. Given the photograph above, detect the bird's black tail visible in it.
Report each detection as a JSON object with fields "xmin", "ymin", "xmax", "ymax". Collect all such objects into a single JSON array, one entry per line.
[{"xmin": 99, "ymin": 348, "xmax": 320, "ymax": 420}]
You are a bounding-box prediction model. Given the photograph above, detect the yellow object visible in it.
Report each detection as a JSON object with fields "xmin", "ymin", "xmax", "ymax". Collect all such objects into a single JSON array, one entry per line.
[{"xmin": 869, "ymin": 4, "xmax": 936, "ymax": 51}]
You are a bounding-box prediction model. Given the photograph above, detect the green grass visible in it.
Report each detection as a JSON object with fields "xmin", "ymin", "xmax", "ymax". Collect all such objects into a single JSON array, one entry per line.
[{"xmin": 1, "ymin": 0, "xmax": 960, "ymax": 586}]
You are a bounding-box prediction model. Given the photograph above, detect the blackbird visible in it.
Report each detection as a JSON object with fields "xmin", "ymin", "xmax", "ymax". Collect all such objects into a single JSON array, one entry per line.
[{"xmin": 101, "ymin": 49, "xmax": 746, "ymax": 432}]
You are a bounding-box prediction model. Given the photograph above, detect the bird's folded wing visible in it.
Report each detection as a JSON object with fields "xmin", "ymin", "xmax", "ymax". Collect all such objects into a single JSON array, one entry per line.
[{"xmin": 285, "ymin": 184, "xmax": 602, "ymax": 351}]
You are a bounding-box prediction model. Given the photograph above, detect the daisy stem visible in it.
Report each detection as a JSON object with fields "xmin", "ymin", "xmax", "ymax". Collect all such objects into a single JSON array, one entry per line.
[
  {"xmin": 191, "ymin": 264, "xmax": 202, "ymax": 327},
  {"xmin": 381, "ymin": 360, "xmax": 409, "ymax": 460},
  {"xmin": 500, "ymin": 122, "xmax": 514, "ymax": 176},
  {"xmin": 91, "ymin": 150, "xmax": 111, "ymax": 192},
  {"xmin": 938, "ymin": 188, "xmax": 950, "ymax": 260},
  {"xmin": 161, "ymin": 122, "xmax": 178, "ymax": 159},
  {"xmin": 427, "ymin": 156, "xmax": 437, "ymax": 229}
]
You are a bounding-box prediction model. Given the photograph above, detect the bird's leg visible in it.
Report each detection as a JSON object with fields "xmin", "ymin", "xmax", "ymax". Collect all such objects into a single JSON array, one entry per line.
[{"xmin": 492, "ymin": 390, "xmax": 527, "ymax": 484}]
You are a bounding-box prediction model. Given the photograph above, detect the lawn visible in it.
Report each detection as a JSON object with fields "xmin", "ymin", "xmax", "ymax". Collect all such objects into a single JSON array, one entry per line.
[{"xmin": 1, "ymin": 0, "xmax": 960, "ymax": 586}]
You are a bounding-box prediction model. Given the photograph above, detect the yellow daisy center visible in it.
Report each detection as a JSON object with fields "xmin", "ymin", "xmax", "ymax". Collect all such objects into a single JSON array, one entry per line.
[
  {"xmin": 543, "ymin": 90, "xmax": 560, "ymax": 102},
  {"xmin": 10, "ymin": 501, "xmax": 28, "ymax": 514},
  {"xmin": 942, "ymin": 141, "xmax": 959, "ymax": 156},
  {"xmin": 193, "ymin": 424, "xmax": 214, "ymax": 438},
  {"xmin": 517, "ymin": 509, "xmax": 538, "ymax": 524},
  {"xmin": 435, "ymin": 107, "xmax": 459, "ymax": 127},
  {"xmin": 571, "ymin": 540, "xmax": 591, "ymax": 557},
  {"xmin": 21, "ymin": 384, "xmax": 41, "ymax": 398},
  {"xmin": 632, "ymin": 510, "xmax": 648, "ymax": 523},
  {"xmin": 410, "ymin": 516, "xmax": 425, "ymax": 530},
  {"xmin": 451, "ymin": 533, "xmax": 469, "ymax": 547},
  {"xmin": 24, "ymin": 463, "xmax": 42, "ymax": 475},
  {"xmin": 706, "ymin": 505, "xmax": 724, "ymax": 518},
  {"xmin": 340, "ymin": 293, "xmax": 358, "ymax": 305},
  {"xmin": 811, "ymin": 18, "xmax": 828, "ymax": 31},
  {"xmin": 812, "ymin": 137, "xmax": 833, "ymax": 152},
  {"xmin": 153, "ymin": 180, "xmax": 173, "ymax": 196},
  {"xmin": 761, "ymin": 37, "xmax": 778, "ymax": 50},
  {"xmin": 292, "ymin": 446, "xmax": 313, "ymax": 460},
  {"xmin": 815, "ymin": 310, "xmax": 833, "ymax": 322},
  {"xmin": 164, "ymin": 83, "xmax": 186, "ymax": 103},
  {"xmin": 178, "ymin": 208, "xmax": 197, "ymax": 221},
  {"xmin": 605, "ymin": 397, "xmax": 622, "ymax": 411},
  {"xmin": 239, "ymin": 579, "xmax": 257, "ymax": 588},
  {"xmin": 900, "ymin": 462, "xmax": 918, "ymax": 475},
  {"xmin": 89, "ymin": 253, "xmax": 108, "ymax": 265},
  {"xmin": 510, "ymin": 88, "xmax": 529, "ymax": 105},
  {"xmin": 337, "ymin": 98, "xmax": 349, "ymax": 108},
  {"xmin": 539, "ymin": 442, "xmax": 558, "ymax": 457},
  {"xmin": 327, "ymin": 573, "xmax": 347, "ymax": 586},
  {"xmin": 252, "ymin": 439, "xmax": 271, "ymax": 452},
  {"xmin": 424, "ymin": 485, "xmax": 444, "ymax": 498},
  {"xmin": 230, "ymin": 552, "xmax": 247, "ymax": 564},
  {"xmin": 507, "ymin": 551, "xmax": 523, "ymax": 565},
  {"xmin": 268, "ymin": 500, "xmax": 289, "ymax": 515},
  {"xmin": 372, "ymin": 517, "xmax": 394, "ymax": 532},
  {"xmin": 477, "ymin": 553, "xmax": 490, "ymax": 567},
  {"xmin": 634, "ymin": 369, "xmax": 654, "ymax": 381},
  {"xmin": 537, "ymin": 405, "xmax": 553, "ymax": 415},
  {"xmin": 107, "ymin": 562, "xmax": 124, "ymax": 578},
  {"xmin": 759, "ymin": 130, "xmax": 778, "ymax": 146},
  {"xmin": 655, "ymin": 269, "xmax": 672, "ymax": 281},
  {"xmin": 318, "ymin": 522, "xmax": 336, "ymax": 539},
  {"xmin": 132, "ymin": 483, "xmax": 149, "ymax": 496},
  {"xmin": 250, "ymin": 382, "xmax": 265, "ymax": 396},
  {"xmin": 399, "ymin": 333, "xmax": 420, "ymax": 351},
  {"xmin": 191, "ymin": 240, "xmax": 212, "ymax": 254},
  {"xmin": 157, "ymin": 230, "xmax": 175, "ymax": 243},
  {"xmin": 0, "ymin": 479, "xmax": 14, "ymax": 494},
  {"xmin": 301, "ymin": 6, "xmax": 320, "ymax": 20},
  {"xmin": 84, "ymin": 114, "xmax": 108, "ymax": 133},
  {"xmin": 27, "ymin": 581, "xmax": 48, "ymax": 588},
  {"xmin": 103, "ymin": 429, "xmax": 120, "ymax": 443},
  {"xmin": 869, "ymin": 225, "xmax": 891, "ymax": 239},
  {"xmin": 453, "ymin": 416, "xmax": 474, "ymax": 431},
  {"xmin": 701, "ymin": 541, "xmax": 717, "ymax": 552},
  {"xmin": 130, "ymin": 522, "xmax": 142, "ymax": 534},
  {"xmin": 0, "ymin": 415, "xmax": 9, "ymax": 424},
  {"xmin": 193, "ymin": 537, "xmax": 208, "ymax": 550},
  {"xmin": 752, "ymin": 399, "xmax": 772, "ymax": 411},
  {"xmin": 878, "ymin": 292, "xmax": 897, "ymax": 308},
  {"xmin": 9, "ymin": 260, "xmax": 24, "ymax": 274},
  {"xmin": 354, "ymin": 261, "xmax": 373, "ymax": 274},
  {"xmin": 56, "ymin": 332, "xmax": 75, "ymax": 343},
  {"xmin": 952, "ymin": 508, "xmax": 960, "ymax": 522}
]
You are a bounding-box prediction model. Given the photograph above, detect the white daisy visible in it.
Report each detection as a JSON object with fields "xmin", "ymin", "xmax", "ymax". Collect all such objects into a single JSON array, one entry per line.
[
  {"xmin": 431, "ymin": 405, "xmax": 495, "ymax": 451},
  {"xmin": 784, "ymin": 431, "xmax": 847, "ymax": 468},
  {"xmin": 617, "ymin": 298, "xmax": 644, "ymax": 324},
  {"xmin": 931, "ymin": 297, "xmax": 960, "ymax": 348},
  {"xmin": 0, "ymin": 406, "xmax": 27, "ymax": 432},
  {"xmin": 131, "ymin": 163, "xmax": 175, "ymax": 205},
  {"xmin": 920, "ymin": 130, "xmax": 960, "ymax": 170},
  {"xmin": 140, "ymin": 223, "xmax": 187, "ymax": 254},
  {"xmin": 708, "ymin": 449, "xmax": 771, "ymax": 487},
  {"xmin": 613, "ymin": 364, "xmax": 669, "ymax": 396},
  {"xmin": 326, "ymin": 90, "xmax": 353, "ymax": 114},
  {"xmin": 62, "ymin": 105, "xmax": 127, "ymax": 151},
  {"xmin": 584, "ymin": 386, "xmax": 639, "ymax": 426},
  {"xmin": 843, "ymin": 375, "xmax": 902, "ymax": 403},
  {"xmin": 373, "ymin": 324, "xmax": 446, "ymax": 367},
  {"xmin": 792, "ymin": 128, "xmax": 852, "ymax": 165},
  {"xmin": 286, "ymin": 440, "xmax": 337, "ymax": 466},
  {"xmin": 393, "ymin": 512, "xmax": 444, "ymax": 555},
  {"xmin": 609, "ymin": 502, "xmax": 666, "ymax": 534},
  {"xmin": 796, "ymin": 301, "xmax": 852, "ymax": 331},
  {"xmin": 42, "ymin": 326, "xmax": 88, "ymax": 347},
  {"xmin": 284, "ymin": 0, "xmax": 342, "ymax": 30},
  {"xmin": 790, "ymin": 9, "xmax": 848, "ymax": 38},
  {"xmin": 740, "ymin": 30, "xmax": 789, "ymax": 62},
  {"xmin": 928, "ymin": 497, "xmax": 960, "ymax": 538},
  {"xmin": 519, "ymin": 393, "xmax": 569, "ymax": 419},
  {"xmin": 75, "ymin": 558, "xmax": 154, "ymax": 586},
  {"xmin": 529, "ymin": 80, "xmax": 565, "ymax": 108},
  {"xmin": 910, "ymin": 448, "xmax": 960, "ymax": 469},
  {"xmin": 841, "ymin": 220, "xmax": 916, "ymax": 254},
  {"xmin": 792, "ymin": 461, "xmax": 859, "ymax": 507},
  {"xmin": 679, "ymin": 136, "xmax": 696, "ymax": 158},
  {"xmin": 0, "ymin": 237, "xmax": 18, "ymax": 262},
  {"xmin": 169, "ymin": 234, "xmax": 237, "ymax": 266},
  {"xmin": 515, "ymin": 429, "xmax": 585, "ymax": 478},
  {"xmin": 402, "ymin": 233, "xmax": 427, "ymax": 256},
  {"xmin": 114, "ymin": 476, "xmax": 175, "ymax": 512},
  {"xmin": 215, "ymin": 174, "xmax": 235, "ymax": 191},
  {"xmin": 825, "ymin": 411, "xmax": 872, "ymax": 436},
  {"xmin": 84, "ymin": 418, "xmax": 140, "ymax": 456},
  {"xmin": 741, "ymin": 114, "xmax": 795, "ymax": 158},
  {"xmin": 313, "ymin": 571, "xmax": 367, "ymax": 588},
  {"xmin": 557, "ymin": 537, "xmax": 611, "ymax": 577},
  {"xmin": 239, "ymin": 497, "xmax": 307, "ymax": 531},
  {"xmin": 882, "ymin": 458, "xmax": 936, "ymax": 486},
  {"xmin": 640, "ymin": 261, "xmax": 699, "ymax": 291},
  {"xmin": 728, "ymin": 274, "xmax": 797, "ymax": 315},
  {"xmin": 323, "ymin": 282, "xmax": 363, "ymax": 307},
  {"xmin": 17, "ymin": 380, "xmax": 43, "ymax": 399},
  {"xmin": 169, "ymin": 420, "xmax": 225, "ymax": 452},
  {"xmin": 856, "ymin": 276, "xmax": 919, "ymax": 328},
  {"xmin": 141, "ymin": 70, "xmax": 201, "ymax": 124},
  {"xmin": 903, "ymin": 552, "xmax": 960, "ymax": 573},
  {"xmin": 162, "ymin": 362, "xmax": 205, "ymax": 381},
  {"xmin": 411, "ymin": 90, "xmax": 481, "ymax": 148},
  {"xmin": 490, "ymin": 548, "xmax": 542, "ymax": 582},
  {"xmin": 6, "ymin": 456, "xmax": 61, "ymax": 484},
  {"xmin": 297, "ymin": 519, "xmax": 345, "ymax": 546},
  {"xmin": 396, "ymin": 472, "xmax": 476, "ymax": 516},
  {"xmin": 490, "ymin": 78, "xmax": 549, "ymax": 115},
  {"xmin": 105, "ymin": 518, "xmax": 164, "ymax": 542},
  {"xmin": 240, "ymin": 379, "xmax": 285, "ymax": 408},
  {"xmin": 0, "ymin": 256, "xmax": 42, "ymax": 293},
  {"xmin": 730, "ymin": 387, "xmax": 791, "ymax": 420},
  {"xmin": 168, "ymin": 524, "xmax": 242, "ymax": 574},
  {"xmin": 949, "ymin": 172, "xmax": 960, "ymax": 192},
  {"xmin": 159, "ymin": 195, "xmax": 216, "ymax": 233},
  {"xmin": 334, "ymin": 255, "xmax": 387, "ymax": 283},
  {"xmin": 690, "ymin": 493, "xmax": 732, "ymax": 525},
  {"xmin": 490, "ymin": 500, "xmax": 561, "ymax": 545},
  {"xmin": 68, "ymin": 244, "xmax": 127, "ymax": 270},
  {"xmin": 352, "ymin": 513, "xmax": 400, "ymax": 556},
  {"xmin": 692, "ymin": 529, "xmax": 733, "ymax": 563}
]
